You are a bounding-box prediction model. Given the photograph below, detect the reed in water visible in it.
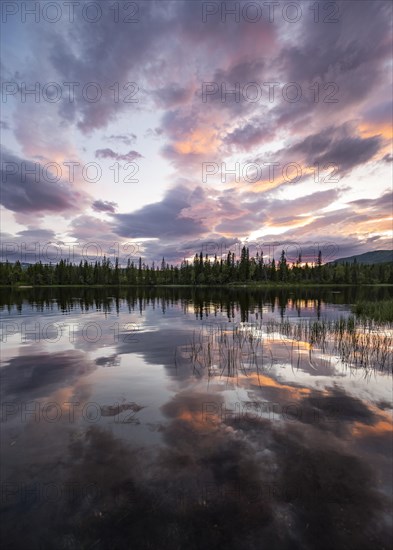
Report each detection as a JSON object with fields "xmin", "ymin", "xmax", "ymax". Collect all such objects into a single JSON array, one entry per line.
[{"xmin": 180, "ymin": 316, "xmax": 392, "ymax": 377}]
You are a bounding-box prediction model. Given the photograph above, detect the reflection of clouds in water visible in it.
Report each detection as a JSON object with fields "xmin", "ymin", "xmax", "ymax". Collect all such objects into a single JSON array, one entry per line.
[
  {"xmin": 1, "ymin": 289, "xmax": 392, "ymax": 548},
  {"xmin": 116, "ymin": 327, "xmax": 192, "ymax": 379},
  {"xmin": 0, "ymin": 350, "xmax": 97, "ymax": 401},
  {"xmin": 2, "ymin": 386, "xmax": 391, "ymax": 549},
  {"xmin": 95, "ymin": 354, "xmax": 121, "ymax": 368}
]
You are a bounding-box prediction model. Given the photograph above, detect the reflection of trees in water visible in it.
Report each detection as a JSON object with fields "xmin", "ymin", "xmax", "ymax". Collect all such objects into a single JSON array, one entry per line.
[{"xmin": 1, "ymin": 285, "xmax": 392, "ymax": 319}]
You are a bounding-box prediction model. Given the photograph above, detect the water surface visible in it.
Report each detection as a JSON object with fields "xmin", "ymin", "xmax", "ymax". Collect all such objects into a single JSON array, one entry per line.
[{"xmin": 1, "ymin": 287, "xmax": 392, "ymax": 549}]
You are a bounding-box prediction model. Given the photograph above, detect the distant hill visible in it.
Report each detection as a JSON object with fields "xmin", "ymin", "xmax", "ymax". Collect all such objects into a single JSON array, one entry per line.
[{"xmin": 329, "ymin": 250, "xmax": 393, "ymax": 265}]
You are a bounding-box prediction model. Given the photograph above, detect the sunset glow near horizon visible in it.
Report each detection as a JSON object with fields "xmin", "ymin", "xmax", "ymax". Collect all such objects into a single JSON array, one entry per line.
[{"xmin": 1, "ymin": 0, "xmax": 392, "ymax": 265}]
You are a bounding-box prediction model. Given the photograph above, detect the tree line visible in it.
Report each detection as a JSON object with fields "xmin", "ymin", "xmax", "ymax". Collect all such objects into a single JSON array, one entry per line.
[{"xmin": 1, "ymin": 248, "xmax": 392, "ymax": 286}]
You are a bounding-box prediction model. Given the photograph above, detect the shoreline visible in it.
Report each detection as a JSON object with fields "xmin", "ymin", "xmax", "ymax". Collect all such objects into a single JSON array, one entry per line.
[{"xmin": 1, "ymin": 283, "xmax": 393, "ymax": 289}]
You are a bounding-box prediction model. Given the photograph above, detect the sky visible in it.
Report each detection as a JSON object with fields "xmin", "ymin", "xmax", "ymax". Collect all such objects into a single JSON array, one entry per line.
[{"xmin": 1, "ymin": 0, "xmax": 392, "ymax": 266}]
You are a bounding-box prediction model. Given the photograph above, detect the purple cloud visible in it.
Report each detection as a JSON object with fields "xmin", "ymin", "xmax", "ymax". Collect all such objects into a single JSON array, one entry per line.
[
  {"xmin": 92, "ymin": 200, "xmax": 119, "ymax": 213},
  {"xmin": 95, "ymin": 148, "xmax": 143, "ymax": 162},
  {"xmin": 112, "ymin": 185, "xmax": 208, "ymax": 239},
  {"xmin": 0, "ymin": 148, "xmax": 90, "ymax": 215}
]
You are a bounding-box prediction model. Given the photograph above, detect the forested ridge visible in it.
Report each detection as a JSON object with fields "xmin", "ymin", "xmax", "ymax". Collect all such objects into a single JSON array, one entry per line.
[{"xmin": 1, "ymin": 248, "xmax": 392, "ymax": 286}]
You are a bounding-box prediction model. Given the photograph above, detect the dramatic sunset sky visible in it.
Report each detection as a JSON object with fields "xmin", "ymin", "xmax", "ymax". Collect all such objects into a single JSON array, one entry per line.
[{"xmin": 1, "ymin": 0, "xmax": 392, "ymax": 265}]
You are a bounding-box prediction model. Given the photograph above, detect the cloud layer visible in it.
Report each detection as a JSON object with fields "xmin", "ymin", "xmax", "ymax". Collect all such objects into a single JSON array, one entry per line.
[{"xmin": 1, "ymin": 0, "xmax": 392, "ymax": 261}]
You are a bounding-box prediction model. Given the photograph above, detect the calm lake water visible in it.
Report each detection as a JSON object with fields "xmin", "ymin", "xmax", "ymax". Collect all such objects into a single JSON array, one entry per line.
[{"xmin": 1, "ymin": 286, "xmax": 392, "ymax": 550}]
